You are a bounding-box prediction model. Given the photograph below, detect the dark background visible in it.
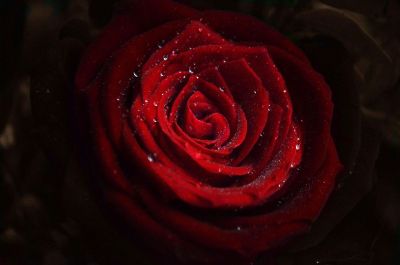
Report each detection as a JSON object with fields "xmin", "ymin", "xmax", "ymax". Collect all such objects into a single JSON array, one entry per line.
[{"xmin": 1, "ymin": 0, "xmax": 400, "ymax": 264}]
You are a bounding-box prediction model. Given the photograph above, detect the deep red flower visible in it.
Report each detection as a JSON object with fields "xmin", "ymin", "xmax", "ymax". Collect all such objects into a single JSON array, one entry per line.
[{"xmin": 74, "ymin": 0, "xmax": 342, "ymax": 263}]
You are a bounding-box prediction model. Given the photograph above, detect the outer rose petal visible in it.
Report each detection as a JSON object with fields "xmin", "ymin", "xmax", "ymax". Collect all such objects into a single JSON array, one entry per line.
[{"xmin": 75, "ymin": 0, "xmax": 197, "ymax": 91}]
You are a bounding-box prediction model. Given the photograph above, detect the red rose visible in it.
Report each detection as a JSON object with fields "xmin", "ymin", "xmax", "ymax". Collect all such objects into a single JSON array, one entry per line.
[{"xmin": 75, "ymin": 0, "xmax": 342, "ymax": 263}]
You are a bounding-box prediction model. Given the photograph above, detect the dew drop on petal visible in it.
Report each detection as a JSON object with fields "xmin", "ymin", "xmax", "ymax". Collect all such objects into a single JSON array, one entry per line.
[
  {"xmin": 296, "ymin": 144, "xmax": 300, "ymax": 150},
  {"xmin": 147, "ymin": 153, "xmax": 156, "ymax": 163},
  {"xmin": 198, "ymin": 27, "xmax": 203, "ymax": 33},
  {"xmin": 163, "ymin": 54, "xmax": 168, "ymax": 61},
  {"xmin": 236, "ymin": 226, "xmax": 241, "ymax": 231},
  {"xmin": 219, "ymin": 87, "xmax": 224, "ymax": 92},
  {"xmin": 153, "ymin": 101, "xmax": 158, "ymax": 107}
]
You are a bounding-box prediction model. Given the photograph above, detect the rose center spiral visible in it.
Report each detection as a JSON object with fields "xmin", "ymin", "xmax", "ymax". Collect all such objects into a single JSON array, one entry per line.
[{"xmin": 181, "ymin": 89, "xmax": 231, "ymax": 147}]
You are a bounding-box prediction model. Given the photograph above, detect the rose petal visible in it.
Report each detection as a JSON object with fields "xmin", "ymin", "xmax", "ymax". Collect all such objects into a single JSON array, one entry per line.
[{"xmin": 75, "ymin": 0, "xmax": 197, "ymax": 91}]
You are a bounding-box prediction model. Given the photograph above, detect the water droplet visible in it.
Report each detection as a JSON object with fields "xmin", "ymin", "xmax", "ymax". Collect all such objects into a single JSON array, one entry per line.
[
  {"xmin": 133, "ymin": 72, "xmax": 139, "ymax": 78},
  {"xmin": 147, "ymin": 154, "xmax": 156, "ymax": 162},
  {"xmin": 144, "ymin": 99, "xmax": 149, "ymax": 104},
  {"xmin": 253, "ymin": 90, "xmax": 257, "ymax": 95},
  {"xmin": 152, "ymin": 118, "xmax": 158, "ymax": 123},
  {"xmin": 160, "ymin": 72, "xmax": 165, "ymax": 77},
  {"xmin": 153, "ymin": 101, "xmax": 158, "ymax": 107},
  {"xmin": 198, "ymin": 27, "xmax": 203, "ymax": 32},
  {"xmin": 163, "ymin": 54, "xmax": 168, "ymax": 61},
  {"xmin": 283, "ymin": 89, "xmax": 287, "ymax": 93},
  {"xmin": 236, "ymin": 226, "xmax": 241, "ymax": 231},
  {"xmin": 188, "ymin": 67, "xmax": 194, "ymax": 74},
  {"xmin": 295, "ymin": 144, "xmax": 300, "ymax": 150},
  {"xmin": 219, "ymin": 87, "xmax": 224, "ymax": 92}
]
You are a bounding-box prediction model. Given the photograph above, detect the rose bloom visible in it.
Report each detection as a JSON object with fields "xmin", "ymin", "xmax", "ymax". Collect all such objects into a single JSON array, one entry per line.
[{"xmin": 74, "ymin": 0, "xmax": 342, "ymax": 263}]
